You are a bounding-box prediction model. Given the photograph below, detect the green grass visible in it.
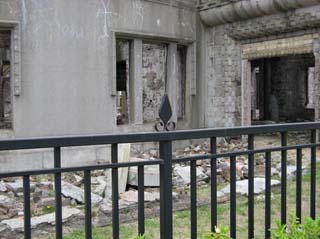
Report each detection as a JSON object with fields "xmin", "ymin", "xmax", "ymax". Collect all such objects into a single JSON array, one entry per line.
[{"xmin": 52, "ymin": 163, "xmax": 320, "ymax": 239}]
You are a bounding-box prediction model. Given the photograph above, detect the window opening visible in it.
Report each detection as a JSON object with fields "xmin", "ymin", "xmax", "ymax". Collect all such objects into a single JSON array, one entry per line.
[{"xmin": 0, "ymin": 30, "xmax": 12, "ymax": 129}]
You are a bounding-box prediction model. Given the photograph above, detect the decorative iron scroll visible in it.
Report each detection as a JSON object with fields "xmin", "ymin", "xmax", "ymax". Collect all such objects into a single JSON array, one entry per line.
[{"xmin": 155, "ymin": 94, "xmax": 176, "ymax": 132}]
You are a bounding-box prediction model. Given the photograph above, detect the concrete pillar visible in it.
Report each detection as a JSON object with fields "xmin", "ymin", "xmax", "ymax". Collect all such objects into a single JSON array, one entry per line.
[
  {"xmin": 130, "ymin": 39, "xmax": 143, "ymax": 125},
  {"xmin": 265, "ymin": 59, "xmax": 272, "ymax": 120},
  {"xmin": 251, "ymin": 68, "xmax": 257, "ymax": 119},
  {"xmin": 313, "ymin": 40, "xmax": 320, "ymax": 121},
  {"xmin": 306, "ymin": 67, "xmax": 315, "ymax": 109},
  {"xmin": 241, "ymin": 59, "xmax": 251, "ymax": 126},
  {"xmin": 167, "ymin": 43, "xmax": 178, "ymax": 123}
]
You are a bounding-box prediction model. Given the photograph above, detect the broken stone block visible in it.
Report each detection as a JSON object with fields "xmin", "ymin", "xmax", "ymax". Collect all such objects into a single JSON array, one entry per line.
[
  {"xmin": 287, "ymin": 165, "xmax": 298, "ymax": 177},
  {"xmin": 0, "ymin": 195, "xmax": 14, "ymax": 208},
  {"xmin": 271, "ymin": 167, "xmax": 279, "ymax": 176},
  {"xmin": 196, "ymin": 160, "xmax": 204, "ymax": 166},
  {"xmin": 61, "ymin": 181, "xmax": 103, "ymax": 205},
  {"xmin": 0, "ymin": 223, "xmax": 6, "ymax": 233},
  {"xmin": 32, "ymin": 188, "xmax": 43, "ymax": 203},
  {"xmin": 0, "ymin": 195, "xmax": 16, "ymax": 220},
  {"xmin": 0, "ymin": 182, "xmax": 6, "ymax": 192},
  {"xmin": 219, "ymin": 161, "xmax": 230, "ymax": 181},
  {"xmin": 173, "ymin": 165, "xmax": 208, "ymax": 185},
  {"xmin": 91, "ymin": 176, "xmax": 107, "ymax": 197},
  {"xmin": 128, "ymin": 158, "xmax": 160, "ymax": 187},
  {"xmin": 236, "ymin": 162, "xmax": 246, "ymax": 179},
  {"xmin": 193, "ymin": 145, "xmax": 202, "ymax": 152},
  {"xmin": 149, "ymin": 149, "xmax": 159, "ymax": 158},
  {"xmin": 241, "ymin": 165, "xmax": 249, "ymax": 178},
  {"xmin": 120, "ymin": 190, "xmax": 160, "ymax": 203},
  {"xmin": 184, "ymin": 147, "xmax": 191, "ymax": 153},
  {"xmin": 36, "ymin": 181, "xmax": 53, "ymax": 191},
  {"xmin": 256, "ymin": 155, "xmax": 265, "ymax": 165},
  {"xmin": 5, "ymin": 180, "xmax": 36, "ymax": 193},
  {"xmin": 0, "ymin": 207, "xmax": 82, "ymax": 231},
  {"xmin": 219, "ymin": 178, "xmax": 280, "ymax": 196},
  {"xmin": 172, "ymin": 175, "xmax": 185, "ymax": 187},
  {"xmin": 98, "ymin": 200, "xmax": 112, "ymax": 213},
  {"xmin": 39, "ymin": 197, "xmax": 55, "ymax": 208},
  {"xmin": 104, "ymin": 144, "xmax": 131, "ymax": 199},
  {"xmin": 278, "ymin": 165, "xmax": 307, "ymax": 179}
]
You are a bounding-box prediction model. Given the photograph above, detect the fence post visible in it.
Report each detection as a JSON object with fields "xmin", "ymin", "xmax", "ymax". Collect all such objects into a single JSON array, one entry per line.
[
  {"xmin": 54, "ymin": 147, "xmax": 63, "ymax": 239},
  {"xmin": 159, "ymin": 140, "xmax": 173, "ymax": 239}
]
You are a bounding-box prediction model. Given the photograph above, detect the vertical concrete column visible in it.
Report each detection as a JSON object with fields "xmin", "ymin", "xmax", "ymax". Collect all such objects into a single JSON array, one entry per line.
[
  {"xmin": 241, "ymin": 59, "xmax": 251, "ymax": 126},
  {"xmin": 130, "ymin": 39, "xmax": 143, "ymax": 125},
  {"xmin": 265, "ymin": 59, "xmax": 272, "ymax": 120},
  {"xmin": 313, "ymin": 40, "xmax": 320, "ymax": 122},
  {"xmin": 167, "ymin": 43, "xmax": 178, "ymax": 123},
  {"xmin": 12, "ymin": 25, "xmax": 21, "ymax": 96}
]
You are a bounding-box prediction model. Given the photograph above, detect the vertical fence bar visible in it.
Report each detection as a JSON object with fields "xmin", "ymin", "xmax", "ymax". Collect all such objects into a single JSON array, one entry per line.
[
  {"xmin": 230, "ymin": 156, "xmax": 237, "ymax": 239},
  {"xmin": 265, "ymin": 152, "xmax": 271, "ymax": 239},
  {"xmin": 23, "ymin": 175, "xmax": 31, "ymax": 239},
  {"xmin": 296, "ymin": 148, "xmax": 302, "ymax": 223},
  {"xmin": 190, "ymin": 160, "xmax": 197, "ymax": 239},
  {"xmin": 281, "ymin": 132, "xmax": 287, "ymax": 225},
  {"xmin": 159, "ymin": 140, "xmax": 173, "ymax": 239},
  {"xmin": 112, "ymin": 143, "xmax": 119, "ymax": 239},
  {"xmin": 210, "ymin": 137, "xmax": 217, "ymax": 232},
  {"xmin": 138, "ymin": 165, "xmax": 145, "ymax": 236},
  {"xmin": 248, "ymin": 134, "xmax": 254, "ymax": 239},
  {"xmin": 84, "ymin": 170, "xmax": 92, "ymax": 239},
  {"xmin": 310, "ymin": 129, "xmax": 316, "ymax": 219},
  {"xmin": 54, "ymin": 147, "xmax": 63, "ymax": 239}
]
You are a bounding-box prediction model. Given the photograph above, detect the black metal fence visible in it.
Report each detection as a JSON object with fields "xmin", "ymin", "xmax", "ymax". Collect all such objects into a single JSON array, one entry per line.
[{"xmin": 0, "ymin": 122, "xmax": 319, "ymax": 239}]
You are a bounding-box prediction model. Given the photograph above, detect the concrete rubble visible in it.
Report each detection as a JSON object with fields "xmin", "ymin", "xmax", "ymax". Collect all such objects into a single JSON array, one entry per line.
[
  {"xmin": 219, "ymin": 178, "xmax": 281, "ymax": 196},
  {"xmin": 0, "ymin": 195, "xmax": 16, "ymax": 221},
  {"xmin": 120, "ymin": 190, "xmax": 160, "ymax": 203},
  {"xmin": 5, "ymin": 180, "xmax": 36, "ymax": 193},
  {"xmin": 0, "ymin": 207, "xmax": 82, "ymax": 231},
  {"xmin": 91, "ymin": 176, "xmax": 108, "ymax": 197},
  {"xmin": 0, "ymin": 183, "xmax": 6, "ymax": 192},
  {"xmin": 174, "ymin": 165, "xmax": 208, "ymax": 185},
  {"xmin": 128, "ymin": 158, "xmax": 160, "ymax": 187},
  {"xmin": 61, "ymin": 181, "xmax": 103, "ymax": 206}
]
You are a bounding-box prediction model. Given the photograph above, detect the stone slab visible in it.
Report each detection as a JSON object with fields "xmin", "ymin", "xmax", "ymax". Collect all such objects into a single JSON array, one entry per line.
[
  {"xmin": 219, "ymin": 178, "xmax": 280, "ymax": 196},
  {"xmin": 0, "ymin": 207, "xmax": 82, "ymax": 231},
  {"xmin": 61, "ymin": 181, "xmax": 103, "ymax": 205}
]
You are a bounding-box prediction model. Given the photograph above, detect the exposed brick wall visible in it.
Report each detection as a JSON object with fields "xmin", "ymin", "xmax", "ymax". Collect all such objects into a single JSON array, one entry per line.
[
  {"xmin": 205, "ymin": 6, "xmax": 320, "ymax": 127},
  {"xmin": 227, "ymin": 6, "xmax": 320, "ymax": 40},
  {"xmin": 206, "ymin": 26, "xmax": 241, "ymax": 127}
]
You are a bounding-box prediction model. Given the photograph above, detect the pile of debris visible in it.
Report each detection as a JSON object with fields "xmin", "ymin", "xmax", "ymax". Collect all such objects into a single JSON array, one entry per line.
[{"xmin": 0, "ymin": 136, "xmax": 310, "ymax": 237}]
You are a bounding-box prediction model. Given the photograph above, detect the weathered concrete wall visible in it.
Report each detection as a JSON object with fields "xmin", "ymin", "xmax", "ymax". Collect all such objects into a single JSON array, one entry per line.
[
  {"xmin": 0, "ymin": 0, "xmax": 197, "ymax": 171},
  {"xmin": 0, "ymin": 0, "xmax": 196, "ymax": 138}
]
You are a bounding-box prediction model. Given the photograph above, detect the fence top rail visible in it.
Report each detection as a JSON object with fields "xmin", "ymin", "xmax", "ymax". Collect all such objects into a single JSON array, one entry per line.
[{"xmin": 0, "ymin": 122, "xmax": 319, "ymax": 151}]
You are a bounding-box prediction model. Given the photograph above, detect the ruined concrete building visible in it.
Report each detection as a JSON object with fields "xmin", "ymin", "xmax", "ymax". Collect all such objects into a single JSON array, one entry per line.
[{"xmin": 0, "ymin": 0, "xmax": 320, "ymax": 170}]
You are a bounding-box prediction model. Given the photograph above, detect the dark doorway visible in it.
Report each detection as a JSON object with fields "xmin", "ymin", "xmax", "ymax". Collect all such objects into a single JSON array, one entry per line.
[{"xmin": 251, "ymin": 54, "xmax": 315, "ymax": 124}]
